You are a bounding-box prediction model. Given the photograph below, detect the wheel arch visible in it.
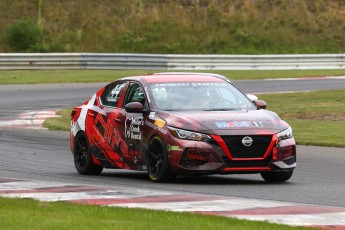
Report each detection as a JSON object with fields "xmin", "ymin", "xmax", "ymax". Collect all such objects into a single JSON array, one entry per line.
[{"xmin": 73, "ymin": 130, "xmax": 87, "ymax": 150}]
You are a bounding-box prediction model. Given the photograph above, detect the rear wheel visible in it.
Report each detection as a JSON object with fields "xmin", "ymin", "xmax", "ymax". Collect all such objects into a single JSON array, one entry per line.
[
  {"xmin": 147, "ymin": 136, "xmax": 174, "ymax": 182},
  {"xmin": 73, "ymin": 132, "xmax": 103, "ymax": 175},
  {"xmin": 260, "ymin": 171, "xmax": 293, "ymax": 182}
]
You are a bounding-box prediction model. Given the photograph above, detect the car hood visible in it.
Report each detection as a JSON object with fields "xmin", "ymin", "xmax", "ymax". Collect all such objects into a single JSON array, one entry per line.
[{"xmin": 157, "ymin": 109, "xmax": 290, "ymax": 135}]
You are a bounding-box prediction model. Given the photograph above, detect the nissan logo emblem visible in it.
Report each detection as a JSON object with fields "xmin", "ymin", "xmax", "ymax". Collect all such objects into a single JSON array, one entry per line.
[{"xmin": 242, "ymin": 136, "xmax": 253, "ymax": 147}]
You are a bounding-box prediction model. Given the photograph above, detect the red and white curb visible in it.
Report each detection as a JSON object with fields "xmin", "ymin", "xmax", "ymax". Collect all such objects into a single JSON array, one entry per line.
[
  {"xmin": 0, "ymin": 110, "xmax": 60, "ymax": 129},
  {"xmin": 1, "ymin": 178, "xmax": 345, "ymax": 229}
]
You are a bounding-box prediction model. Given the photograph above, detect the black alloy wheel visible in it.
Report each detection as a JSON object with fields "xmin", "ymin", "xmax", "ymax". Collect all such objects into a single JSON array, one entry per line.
[
  {"xmin": 74, "ymin": 132, "xmax": 103, "ymax": 175},
  {"xmin": 147, "ymin": 136, "xmax": 173, "ymax": 182}
]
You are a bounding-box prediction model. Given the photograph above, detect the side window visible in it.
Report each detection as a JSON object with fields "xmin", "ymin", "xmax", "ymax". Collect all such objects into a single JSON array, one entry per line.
[
  {"xmin": 123, "ymin": 82, "xmax": 146, "ymax": 106},
  {"xmin": 100, "ymin": 82, "xmax": 126, "ymax": 107}
]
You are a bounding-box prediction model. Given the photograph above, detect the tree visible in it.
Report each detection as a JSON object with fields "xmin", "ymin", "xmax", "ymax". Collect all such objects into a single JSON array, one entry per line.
[{"xmin": 5, "ymin": 19, "xmax": 45, "ymax": 52}]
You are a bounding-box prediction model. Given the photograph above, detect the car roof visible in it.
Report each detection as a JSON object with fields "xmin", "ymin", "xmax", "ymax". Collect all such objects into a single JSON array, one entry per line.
[{"xmin": 122, "ymin": 72, "xmax": 231, "ymax": 84}]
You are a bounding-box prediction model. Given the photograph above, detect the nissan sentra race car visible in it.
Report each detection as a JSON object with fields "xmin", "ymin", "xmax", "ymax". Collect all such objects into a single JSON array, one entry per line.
[{"xmin": 70, "ymin": 72, "xmax": 296, "ymax": 182}]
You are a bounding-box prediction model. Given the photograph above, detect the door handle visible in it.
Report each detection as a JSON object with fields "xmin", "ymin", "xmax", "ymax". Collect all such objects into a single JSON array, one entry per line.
[{"xmin": 115, "ymin": 118, "xmax": 122, "ymax": 123}]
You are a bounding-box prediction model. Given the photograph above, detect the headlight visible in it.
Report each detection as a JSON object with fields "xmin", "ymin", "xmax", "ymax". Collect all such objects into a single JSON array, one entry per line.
[
  {"xmin": 168, "ymin": 126, "xmax": 211, "ymax": 142},
  {"xmin": 277, "ymin": 127, "xmax": 293, "ymax": 141}
]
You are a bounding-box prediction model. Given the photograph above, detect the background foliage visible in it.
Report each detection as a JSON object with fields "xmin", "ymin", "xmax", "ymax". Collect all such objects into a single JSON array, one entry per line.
[
  {"xmin": 0, "ymin": 0, "xmax": 345, "ymax": 54},
  {"xmin": 4, "ymin": 19, "xmax": 46, "ymax": 52}
]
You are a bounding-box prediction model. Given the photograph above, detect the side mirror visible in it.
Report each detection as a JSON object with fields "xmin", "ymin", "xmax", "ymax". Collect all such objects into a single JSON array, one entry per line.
[
  {"xmin": 246, "ymin": 94, "xmax": 267, "ymax": 109},
  {"xmin": 125, "ymin": 102, "xmax": 144, "ymax": 113},
  {"xmin": 254, "ymin": 100, "xmax": 267, "ymax": 110}
]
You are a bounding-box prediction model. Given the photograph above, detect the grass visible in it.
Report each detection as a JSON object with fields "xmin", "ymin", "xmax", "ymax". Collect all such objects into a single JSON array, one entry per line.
[
  {"xmin": 44, "ymin": 108, "xmax": 72, "ymax": 131},
  {"xmin": 44, "ymin": 90, "xmax": 345, "ymax": 148},
  {"xmin": 0, "ymin": 197, "xmax": 311, "ymax": 230},
  {"xmin": 258, "ymin": 90, "xmax": 345, "ymax": 147},
  {"xmin": 0, "ymin": 70, "xmax": 150, "ymax": 84},
  {"xmin": 1, "ymin": 1, "xmax": 345, "ymax": 54},
  {"xmin": 283, "ymin": 119, "xmax": 345, "ymax": 147},
  {"xmin": 1, "ymin": 69, "xmax": 345, "ymax": 84}
]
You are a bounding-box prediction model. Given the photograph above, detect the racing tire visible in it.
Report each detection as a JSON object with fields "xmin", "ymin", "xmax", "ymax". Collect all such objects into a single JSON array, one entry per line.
[
  {"xmin": 260, "ymin": 171, "xmax": 293, "ymax": 183},
  {"xmin": 73, "ymin": 132, "xmax": 103, "ymax": 175},
  {"xmin": 147, "ymin": 136, "xmax": 174, "ymax": 182}
]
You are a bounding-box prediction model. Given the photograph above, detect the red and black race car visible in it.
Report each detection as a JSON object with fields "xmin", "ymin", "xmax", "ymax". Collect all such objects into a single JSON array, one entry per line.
[{"xmin": 70, "ymin": 72, "xmax": 296, "ymax": 182}]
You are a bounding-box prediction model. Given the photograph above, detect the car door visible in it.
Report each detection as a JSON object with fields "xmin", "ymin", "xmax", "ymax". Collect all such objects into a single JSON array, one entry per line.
[
  {"xmin": 92, "ymin": 80, "xmax": 131, "ymax": 169},
  {"xmin": 119, "ymin": 81, "xmax": 148, "ymax": 168}
]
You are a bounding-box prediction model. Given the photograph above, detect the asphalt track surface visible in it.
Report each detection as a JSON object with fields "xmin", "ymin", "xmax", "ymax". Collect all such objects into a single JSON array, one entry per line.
[{"xmin": 1, "ymin": 78, "xmax": 345, "ymax": 207}]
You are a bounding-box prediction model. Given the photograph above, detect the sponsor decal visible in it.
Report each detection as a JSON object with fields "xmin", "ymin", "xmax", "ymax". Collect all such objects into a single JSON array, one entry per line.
[
  {"xmin": 154, "ymin": 119, "xmax": 165, "ymax": 128},
  {"xmin": 214, "ymin": 122, "xmax": 229, "ymax": 128},
  {"xmin": 125, "ymin": 117, "xmax": 144, "ymax": 140},
  {"xmin": 149, "ymin": 112, "xmax": 156, "ymax": 119},
  {"xmin": 167, "ymin": 144, "xmax": 183, "ymax": 152},
  {"xmin": 196, "ymin": 113, "xmax": 262, "ymax": 121},
  {"xmin": 215, "ymin": 121, "xmax": 264, "ymax": 128},
  {"xmin": 145, "ymin": 121, "xmax": 168, "ymax": 135}
]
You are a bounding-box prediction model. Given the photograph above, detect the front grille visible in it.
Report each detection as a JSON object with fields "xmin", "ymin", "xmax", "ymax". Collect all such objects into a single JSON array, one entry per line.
[{"xmin": 221, "ymin": 135, "xmax": 272, "ymax": 159}]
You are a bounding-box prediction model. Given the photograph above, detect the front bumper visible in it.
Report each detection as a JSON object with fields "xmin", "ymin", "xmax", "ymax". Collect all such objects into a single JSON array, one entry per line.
[{"xmin": 167, "ymin": 134, "xmax": 296, "ymax": 175}]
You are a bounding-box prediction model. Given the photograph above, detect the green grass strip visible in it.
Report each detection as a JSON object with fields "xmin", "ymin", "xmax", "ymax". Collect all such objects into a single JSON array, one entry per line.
[
  {"xmin": 1, "ymin": 69, "xmax": 345, "ymax": 84},
  {"xmin": 44, "ymin": 108, "xmax": 72, "ymax": 131},
  {"xmin": 284, "ymin": 119, "xmax": 345, "ymax": 147},
  {"xmin": 258, "ymin": 90, "xmax": 345, "ymax": 147},
  {"xmin": 0, "ymin": 197, "xmax": 311, "ymax": 230}
]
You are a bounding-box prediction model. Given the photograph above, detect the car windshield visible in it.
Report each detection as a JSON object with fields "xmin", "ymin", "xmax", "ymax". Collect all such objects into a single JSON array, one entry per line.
[{"xmin": 148, "ymin": 81, "xmax": 256, "ymax": 111}]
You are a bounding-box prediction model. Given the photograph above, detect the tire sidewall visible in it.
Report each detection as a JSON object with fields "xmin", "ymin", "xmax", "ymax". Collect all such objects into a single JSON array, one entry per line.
[
  {"xmin": 147, "ymin": 135, "xmax": 172, "ymax": 182},
  {"xmin": 73, "ymin": 132, "xmax": 92, "ymax": 174},
  {"xmin": 261, "ymin": 170, "xmax": 293, "ymax": 183}
]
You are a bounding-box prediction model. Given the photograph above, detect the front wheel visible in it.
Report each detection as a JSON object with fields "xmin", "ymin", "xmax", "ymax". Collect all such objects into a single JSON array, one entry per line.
[
  {"xmin": 147, "ymin": 136, "xmax": 174, "ymax": 182},
  {"xmin": 260, "ymin": 171, "xmax": 293, "ymax": 182},
  {"xmin": 73, "ymin": 132, "xmax": 103, "ymax": 175}
]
